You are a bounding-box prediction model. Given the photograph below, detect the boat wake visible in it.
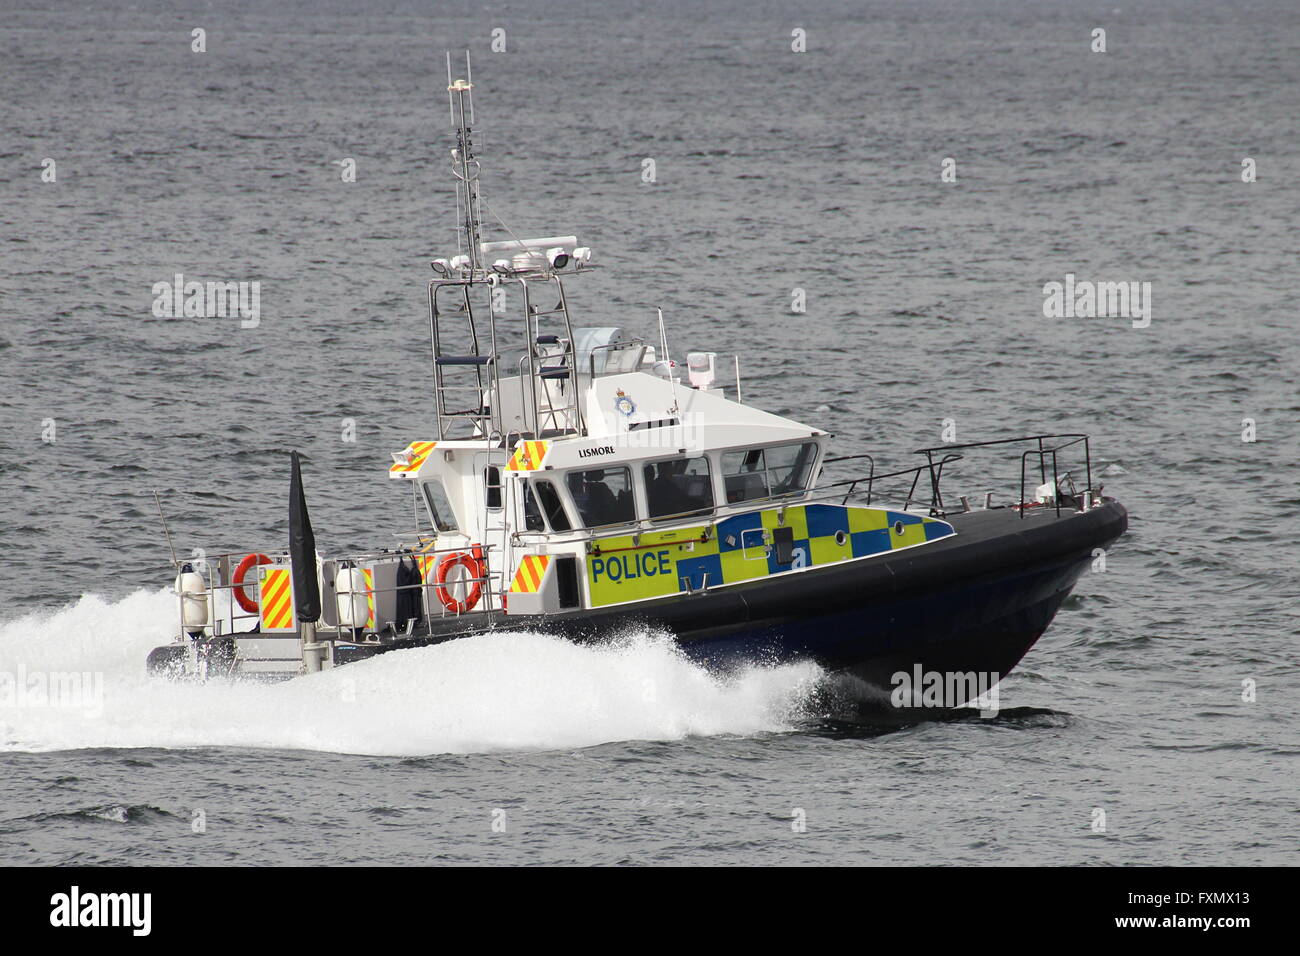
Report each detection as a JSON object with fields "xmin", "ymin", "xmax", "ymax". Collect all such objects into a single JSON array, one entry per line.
[{"xmin": 0, "ymin": 590, "xmax": 822, "ymax": 757}]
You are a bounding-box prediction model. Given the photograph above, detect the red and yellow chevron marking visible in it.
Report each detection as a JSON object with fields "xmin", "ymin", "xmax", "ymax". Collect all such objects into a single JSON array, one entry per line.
[
  {"xmin": 259, "ymin": 567, "xmax": 295, "ymax": 630},
  {"xmin": 361, "ymin": 567, "xmax": 375, "ymax": 627},
  {"xmin": 389, "ymin": 440, "xmax": 438, "ymax": 477},
  {"xmin": 510, "ymin": 554, "xmax": 550, "ymax": 593},
  {"xmin": 505, "ymin": 440, "xmax": 548, "ymax": 472}
]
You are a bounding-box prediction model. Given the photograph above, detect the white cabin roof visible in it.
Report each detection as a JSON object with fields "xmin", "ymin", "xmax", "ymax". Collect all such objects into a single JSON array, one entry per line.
[{"xmin": 388, "ymin": 368, "xmax": 825, "ymax": 486}]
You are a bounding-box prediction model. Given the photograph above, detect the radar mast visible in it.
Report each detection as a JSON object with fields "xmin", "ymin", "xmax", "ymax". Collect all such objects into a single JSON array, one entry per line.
[{"xmin": 447, "ymin": 51, "xmax": 485, "ymax": 273}]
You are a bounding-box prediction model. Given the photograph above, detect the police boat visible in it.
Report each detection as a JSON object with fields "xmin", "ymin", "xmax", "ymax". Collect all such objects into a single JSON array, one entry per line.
[{"xmin": 147, "ymin": 58, "xmax": 1128, "ymax": 709}]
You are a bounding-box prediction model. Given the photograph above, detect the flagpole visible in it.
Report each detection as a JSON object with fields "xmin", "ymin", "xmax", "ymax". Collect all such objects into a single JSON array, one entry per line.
[{"xmin": 289, "ymin": 450, "xmax": 325, "ymax": 673}]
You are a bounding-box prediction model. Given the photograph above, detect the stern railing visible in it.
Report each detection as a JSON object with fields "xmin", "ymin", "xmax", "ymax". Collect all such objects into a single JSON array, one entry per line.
[{"xmin": 168, "ymin": 538, "xmax": 509, "ymax": 647}]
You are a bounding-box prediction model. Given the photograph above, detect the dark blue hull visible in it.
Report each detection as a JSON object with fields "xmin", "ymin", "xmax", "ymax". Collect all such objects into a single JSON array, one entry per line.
[
  {"xmin": 329, "ymin": 499, "xmax": 1128, "ymax": 708},
  {"xmin": 679, "ymin": 547, "xmax": 1090, "ymax": 698}
]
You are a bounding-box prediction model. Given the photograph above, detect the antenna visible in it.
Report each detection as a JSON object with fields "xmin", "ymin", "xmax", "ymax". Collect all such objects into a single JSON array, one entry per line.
[
  {"xmin": 465, "ymin": 49, "xmax": 475, "ymax": 124},
  {"xmin": 658, "ymin": 308, "xmax": 681, "ymax": 414},
  {"xmin": 152, "ymin": 489, "xmax": 179, "ymax": 567},
  {"xmin": 445, "ymin": 51, "xmax": 455, "ymax": 126},
  {"xmin": 446, "ymin": 50, "xmax": 485, "ymax": 272}
]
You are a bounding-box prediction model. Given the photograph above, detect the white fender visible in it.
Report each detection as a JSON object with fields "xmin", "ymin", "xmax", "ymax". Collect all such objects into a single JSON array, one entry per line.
[
  {"xmin": 336, "ymin": 565, "xmax": 369, "ymax": 629},
  {"xmin": 175, "ymin": 567, "xmax": 208, "ymax": 634}
]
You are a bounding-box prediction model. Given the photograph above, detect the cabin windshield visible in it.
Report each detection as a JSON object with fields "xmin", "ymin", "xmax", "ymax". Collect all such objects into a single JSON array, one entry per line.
[
  {"xmin": 766, "ymin": 442, "xmax": 818, "ymax": 495},
  {"xmin": 721, "ymin": 441, "xmax": 817, "ymax": 504},
  {"xmin": 522, "ymin": 482, "xmax": 544, "ymax": 531},
  {"xmin": 534, "ymin": 479, "xmax": 572, "ymax": 532}
]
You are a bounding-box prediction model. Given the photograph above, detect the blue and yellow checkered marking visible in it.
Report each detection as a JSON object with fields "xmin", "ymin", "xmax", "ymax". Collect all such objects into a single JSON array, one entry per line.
[{"xmin": 585, "ymin": 503, "xmax": 954, "ymax": 608}]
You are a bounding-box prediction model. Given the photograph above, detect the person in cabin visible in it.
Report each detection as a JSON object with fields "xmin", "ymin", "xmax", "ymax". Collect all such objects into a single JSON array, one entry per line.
[
  {"xmin": 647, "ymin": 460, "xmax": 695, "ymax": 519},
  {"xmin": 586, "ymin": 476, "xmax": 618, "ymax": 521}
]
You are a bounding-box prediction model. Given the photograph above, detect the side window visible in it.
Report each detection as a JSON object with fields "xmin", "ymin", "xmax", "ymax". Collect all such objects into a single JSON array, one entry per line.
[
  {"xmin": 534, "ymin": 480, "xmax": 572, "ymax": 532},
  {"xmin": 643, "ymin": 456, "xmax": 714, "ymax": 520},
  {"xmin": 766, "ymin": 442, "xmax": 817, "ymax": 496},
  {"xmin": 422, "ymin": 479, "xmax": 459, "ymax": 532},
  {"xmin": 565, "ymin": 467, "xmax": 636, "ymax": 528},
  {"xmin": 484, "ymin": 465, "xmax": 502, "ymax": 509},
  {"xmin": 522, "ymin": 482, "xmax": 544, "ymax": 532},
  {"xmin": 721, "ymin": 448, "xmax": 769, "ymax": 504}
]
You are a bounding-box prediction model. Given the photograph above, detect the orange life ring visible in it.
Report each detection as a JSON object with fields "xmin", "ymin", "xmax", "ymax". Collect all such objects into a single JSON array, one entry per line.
[
  {"xmin": 434, "ymin": 550, "xmax": 483, "ymax": 614},
  {"xmin": 233, "ymin": 552, "xmax": 272, "ymax": 613}
]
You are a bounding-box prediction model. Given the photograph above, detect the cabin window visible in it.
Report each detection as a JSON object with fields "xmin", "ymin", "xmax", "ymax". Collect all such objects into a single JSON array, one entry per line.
[
  {"xmin": 643, "ymin": 455, "xmax": 714, "ymax": 520},
  {"xmin": 422, "ymin": 479, "xmax": 459, "ymax": 532},
  {"xmin": 721, "ymin": 448, "xmax": 769, "ymax": 503},
  {"xmin": 566, "ymin": 466, "xmax": 636, "ymax": 528},
  {"xmin": 628, "ymin": 418, "xmax": 679, "ymax": 431},
  {"xmin": 522, "ymin": 482, "xmax": 544, "ymax": 532},
  {"xmin": 766, "ymin": 442, "xmax": 818, "ymax": 496},
  {"xmin": 721, "ymin": 442, "xmax": 818, "ymax": 504},
  {"xmin": 534, "ymin": 480, "xmax": 572, "ymax": 532},
  {"xmin": 484, "ymin": 465, "xmax": 502, "ymax": 509}
]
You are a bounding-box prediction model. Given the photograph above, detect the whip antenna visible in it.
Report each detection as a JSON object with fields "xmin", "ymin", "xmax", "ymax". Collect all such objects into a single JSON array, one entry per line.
[{"xmin": 152, "ymin": 489, "xmax": 179, "ymax": 567}]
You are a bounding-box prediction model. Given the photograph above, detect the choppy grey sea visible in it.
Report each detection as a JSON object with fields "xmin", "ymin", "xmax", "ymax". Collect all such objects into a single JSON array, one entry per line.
[{"xmin": 1, "ymin": 0, "xmax": 1297, "ymax": 865}]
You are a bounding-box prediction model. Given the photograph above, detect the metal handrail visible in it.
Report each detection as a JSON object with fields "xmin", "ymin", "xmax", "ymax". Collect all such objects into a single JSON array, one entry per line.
[
  {"xmin": 910, "ymin": 433, "xmax": 1094, "ymax": 520},
  {"xmin": 430, "ymin": 279, "xmax": 494, "ymax": 440},
  {"xmin": 171, "ymin": 541, "xmax": 510, "ymax": 640},
  {"xmin": 1017, "ymin": 435, "xmax": 1091, "ymax": 519},
  {"xmin": 170, "ymin": 539, "xmax": 506, "ymax": 574},
  {"xmin": 818, "ymin": 455, "xmax": 963, "ymax": 511},
  {"xmin": 588, "ymin": 339, "xmax": 648, "ymax": 377}
]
